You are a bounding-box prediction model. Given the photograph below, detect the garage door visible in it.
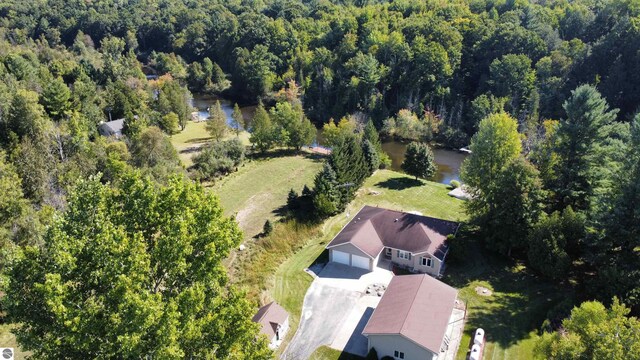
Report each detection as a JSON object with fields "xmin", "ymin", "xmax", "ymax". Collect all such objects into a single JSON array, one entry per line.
[
  {"xmin": 332, "ymin": 250, "xmax": 350, "ymax": 265},
  {"xmin": 351, "ymin": 255, "xmax": 370, "ymax": 270}
]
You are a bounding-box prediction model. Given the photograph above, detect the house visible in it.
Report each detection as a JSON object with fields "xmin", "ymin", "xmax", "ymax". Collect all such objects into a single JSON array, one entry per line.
[
  {"xmin": 252, "ymin": 302, "xmax": 290, "ymax": 349},
  {"xmin": 362, "ymin": 274, "xmax": 458, "ymax": 360},
  {"xmin": 325, "ymin": 206, "xmax": 460, "ymax": 276},
  {"xmin": 98, "ymin": 119, "xmax": 125, "ymax": 138}
]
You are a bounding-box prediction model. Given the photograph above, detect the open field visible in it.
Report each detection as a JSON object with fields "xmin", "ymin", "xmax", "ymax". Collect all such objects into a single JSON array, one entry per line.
[
  {"xmin": 169, "ymin": 120, "xmax": 250, "ymax": 167},
  {"xmin": 212, "ymin": 153, "xmax": 324, "ymax": 239}
]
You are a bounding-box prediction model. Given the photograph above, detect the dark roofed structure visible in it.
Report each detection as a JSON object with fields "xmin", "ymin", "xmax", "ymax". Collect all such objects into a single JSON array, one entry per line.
[
  {"xmin": 327, "ymin": 205, "xmax": 459, "ymax": 260},
  {"xmin": 362, "ymin": 274, "xmax": 458, "ymax": 354},
  {"xmin": 98, "ymin": 119, "xmax": 125, "ymax": 138},
  {"xmin": 252, "ymin": 301, "xmax": 289, "ymax": 347}
]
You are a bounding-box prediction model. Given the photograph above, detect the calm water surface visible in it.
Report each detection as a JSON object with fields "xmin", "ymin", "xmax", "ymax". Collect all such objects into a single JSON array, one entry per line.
[
  {"xmin": 192, "ymin": 94, "xmax": 466, "ymax": 184},
  {"xmin": 191, "ymin": 94, "xmax": 256, "ymax": 128},
  {"xmin": 381, "ymin": 141, "xmax": 467, "ymax": 184}
]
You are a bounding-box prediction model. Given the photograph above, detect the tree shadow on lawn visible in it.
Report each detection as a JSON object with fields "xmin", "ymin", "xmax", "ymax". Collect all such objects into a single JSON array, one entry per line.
[
  {"xmin": 184, "ymin": 137, "xmax": 212, "ymax": 144},
  {"xmin": 374, "ymin": 177, "xmax": 423, "ymax": 190},
  {"xmin": 443, "ymin": 238, "xmax": 572, "ymax": 350},
  {"xmin": 248, "ymin": 149, "xmax": 326, "ymax": 163}
]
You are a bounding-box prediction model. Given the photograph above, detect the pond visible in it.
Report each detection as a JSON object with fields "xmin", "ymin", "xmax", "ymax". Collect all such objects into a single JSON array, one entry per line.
[
  {"xmin": 192, "ymin": 93, "xmax": 467, "ymax": 184},
  {"xmin": 381, "ymin": 141, "xmax": 467, "ymax": 184},
  {"xmin": 315, "ymin": 128, "xmax": 467, "ymax": 184},
  {"xmin": 190, "ymin": 93, "xmax": 256, "ymax": 128}
]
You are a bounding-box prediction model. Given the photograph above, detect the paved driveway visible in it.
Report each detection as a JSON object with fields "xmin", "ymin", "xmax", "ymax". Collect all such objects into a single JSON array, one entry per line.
[{"xmin": 282, "ymin": 262, "xmax": 393, "ymax": 359}]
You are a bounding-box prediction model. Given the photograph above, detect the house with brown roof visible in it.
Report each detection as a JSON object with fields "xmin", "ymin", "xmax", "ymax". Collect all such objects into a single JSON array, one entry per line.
[
  {"xmin": 362, "ymin": 274, "xmax": 459, "ymax": 360},
  {"xmin": 252, "ymin": 302, "xmax": 289, "ymax": 349},
  {"xmin": 325, "ymin": 206, "xmax": 460, "ymax": 276}
]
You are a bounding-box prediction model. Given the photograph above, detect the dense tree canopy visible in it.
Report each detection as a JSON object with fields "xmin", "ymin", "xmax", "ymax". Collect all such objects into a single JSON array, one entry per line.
[{"xmin": 4, "ymin": 172, "xmax": 271, "ymax": 359}]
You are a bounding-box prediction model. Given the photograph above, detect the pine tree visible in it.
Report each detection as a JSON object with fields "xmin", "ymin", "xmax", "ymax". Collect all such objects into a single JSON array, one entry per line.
[
  {"xmin": 592, "ymin": 114, "xmax": 640, "ymax": 307},
  {"xmin": 41, "ymin": 77, "xmax": 72, "ymax": 121},
  {"xmin": 312, "ymin": 163, "xmax": 339, "ymax": 217},
  {"xmin": 206, "ymin": 100, "xmax": 228, "ymax": 141},
  {"xmin": 329, "ymin": 134, "xmax": 368, "ymax": 206},
  {"xmin": 231, "ymin": 103, "xmax": 244, "ymax": 136},
  {"xmin": 362, "ymin": 139, "xmax": 380, "ymax": 174},
  {"xmin": 401, "ymin": 142, "xmax": 436, "ymax": 180},
  {"xmin": 553, "ymin": 85, "xmax": 617, "ymax": 211},
  {"xmin": 363, "ymin": 120, "xmax": 381, "ymax": 151},
  {"xmin": 249, "ymin": 102, "xmax": 275, "ymax": 153}
]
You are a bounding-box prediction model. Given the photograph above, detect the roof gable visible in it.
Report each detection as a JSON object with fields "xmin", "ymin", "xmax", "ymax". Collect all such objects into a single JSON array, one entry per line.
[
  {"xmin": 362, "ymin": 274, "xmax": 458, "ymax": 353},
  {"xmin": 326, "ymin": 206, "xmax": 459, "ymax": 259},
  {"xmin": 252, "ymin": 302, "xmax": 289, "ymax": 339}
]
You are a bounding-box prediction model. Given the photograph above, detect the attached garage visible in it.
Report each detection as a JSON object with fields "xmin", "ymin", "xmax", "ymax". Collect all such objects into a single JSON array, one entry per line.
[
  {"xmin": 351, "ymin": 255, "xmax": 370, "ymax": 270},
  {"xmin": 328, "ymin": 243, "xmax": 376, "ymax": 271},
  {"xmin": 332, "ymin": 250, "xmax": 350, "ymax": 266}
]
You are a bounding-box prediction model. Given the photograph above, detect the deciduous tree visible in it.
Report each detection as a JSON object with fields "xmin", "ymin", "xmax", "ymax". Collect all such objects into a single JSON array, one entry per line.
[
  {"xmin": 3, "ymin": 172, "xmax": 272, "ymax": 359},
  {"xmin": 401, "ymin": 142, "xmax": 436, "ymax": 180}
]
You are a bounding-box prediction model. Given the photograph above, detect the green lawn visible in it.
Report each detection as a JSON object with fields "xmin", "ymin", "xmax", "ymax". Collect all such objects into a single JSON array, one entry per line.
[
  {"xmin": 169, "ymin": 120, "xmax": 250, "ymax": 167},
  {"xmin": 444, "ymin": 236, "xmax": 570, "ymax": 360},
  {"xmin": 353, "ymin": 169, "xmax": 466, "ymax": 222},
  {"xmin": 211, "ymin": 153, "xmax": 324, "ymax": 239}
]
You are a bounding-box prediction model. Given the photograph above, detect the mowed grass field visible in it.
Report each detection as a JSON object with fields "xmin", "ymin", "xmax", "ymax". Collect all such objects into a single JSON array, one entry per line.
[{"xmin": 212, "ymin": 154, "xmax": 324, "ymax": 239}]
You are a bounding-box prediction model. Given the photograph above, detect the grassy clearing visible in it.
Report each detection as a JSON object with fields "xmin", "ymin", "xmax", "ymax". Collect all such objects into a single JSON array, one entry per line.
[
  {"xmin": 354, "ymin": 169, "xmax": 466, "ymax": 222},
  {"xmin": 445, "ymin": 237, "xmax": 570, "ymax": 360},
  {"xmin": 212, "ymin": 153, "xmax": 324, "ymax": 239},
  {"xmin": 169, "ymin": 120, "xmax": 250, "ymax": 167}
]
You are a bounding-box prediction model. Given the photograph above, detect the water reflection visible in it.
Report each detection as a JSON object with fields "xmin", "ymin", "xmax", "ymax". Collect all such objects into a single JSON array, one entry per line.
[
  {"xmin": 190, "ymin": 93, "xmax": 256, "ymax": 128},
  {"xmin": 381, "ymin": 141, "xmax": 467, "ymax": 184}
]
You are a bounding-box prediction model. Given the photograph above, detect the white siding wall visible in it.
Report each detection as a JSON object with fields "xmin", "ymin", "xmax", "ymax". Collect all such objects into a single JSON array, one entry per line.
[
  {"xmin": 389, "ymin": 248, "xmax": 442, "ymax": 276},
  {"xmin": 367, "ymin": 334, "xmax": 438, "ymax": 360},
  {"xmin": 412, "ymin": 254, "xmax": 442, "ymax": 276}
]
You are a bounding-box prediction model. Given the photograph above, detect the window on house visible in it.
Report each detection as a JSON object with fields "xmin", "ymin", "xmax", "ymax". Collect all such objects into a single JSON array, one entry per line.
[
  {"xmin": 421, "ymin": 256, "xmax": 433, "ymax": 267},
  {"xmin": 397, "ymin": 250, "xmax": 411, "ymax": 260},
  {"xmin": 394, "ymin": 350, "xmax": 405, "ymax": 359}
]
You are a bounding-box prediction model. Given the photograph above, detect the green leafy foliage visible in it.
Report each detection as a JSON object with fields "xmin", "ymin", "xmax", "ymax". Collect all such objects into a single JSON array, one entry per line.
[
  {"xmin": 401, "ymin": 142, "xmax": 436, "ymax": 180},
  {"xmin": 193, "ymin": 138, "xmax": 245, "ymax": 180},
  {"xmin": 3, "ymin": 172, "xmax": 272, "ymax": 359},
  {"xmin": 527, "ymin": 208, "xmax": 584, "ymax": 278},
  {"xmin": 536, "ymin": 299, "xmax": 640, "ymax": 360}
]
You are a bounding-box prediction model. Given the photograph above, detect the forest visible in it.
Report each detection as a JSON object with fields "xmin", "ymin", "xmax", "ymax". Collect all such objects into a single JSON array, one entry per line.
[{"xmin": 0, "ymin": 0, "xmax": 638, "ymax": 358}]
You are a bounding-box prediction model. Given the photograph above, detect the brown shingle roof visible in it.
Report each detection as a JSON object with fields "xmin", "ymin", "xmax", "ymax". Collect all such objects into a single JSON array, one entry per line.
[
  {"xmin": 362, "ymin": 274, "xmax": 458, "ymax": 353},
  {"xmin": 252, "ymin": 302, "xmax": 289, "ymax": 340},
  {"xmin": 326, "ymin": 206, "xmax": 459, "ymax": 259}
]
